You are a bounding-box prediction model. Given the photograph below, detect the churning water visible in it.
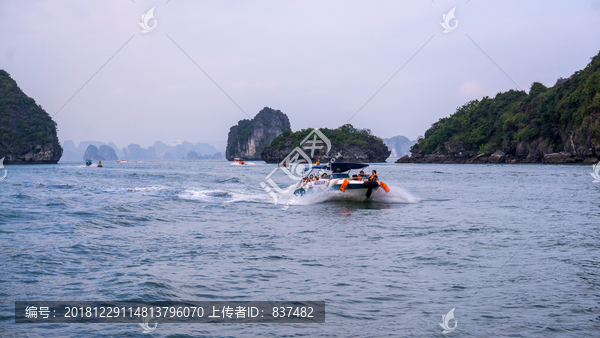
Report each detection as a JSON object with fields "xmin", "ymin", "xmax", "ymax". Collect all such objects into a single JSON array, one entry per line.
[{"xmin": 1, "ymin": 160, "xmax": 599, "ymax": 337}]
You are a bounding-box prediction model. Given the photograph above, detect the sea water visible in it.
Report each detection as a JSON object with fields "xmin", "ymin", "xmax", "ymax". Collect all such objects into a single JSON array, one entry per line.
[{"xmin": 1, "ymin": 160, "xmax": 598, "ymax": 337}]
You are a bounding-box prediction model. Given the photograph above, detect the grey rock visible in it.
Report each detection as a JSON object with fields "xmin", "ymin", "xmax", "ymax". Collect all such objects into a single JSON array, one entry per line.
[
  {"xmin": 83, "ymin": 145, "xmax": 102, "ymax": 161},
  {"xmin": 488, "ymin": 151, "xmax": 505, "ymax": 163},
  {"xmin": 382, "ymin": 136, "xmax": 416, "ymax": 157},
  {"xmin": 226, "ymin": 107, "xmax": 291, "ymax": 161},
  {"xmin": 98, "ymin": 145, "xmax": 118, "ymax": 160},
  {"xmin": 542, "ymin": 152, "xmax": 576, "ymax": 163}
]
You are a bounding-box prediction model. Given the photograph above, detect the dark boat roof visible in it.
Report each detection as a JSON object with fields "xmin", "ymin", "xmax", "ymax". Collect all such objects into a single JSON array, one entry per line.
[
  {"xmin": 304, "ymin": 162, "xmax": 369, "ymax": 172},
  {"xmin": 329, "ymin": 162, "xmax": 369, "ymax": 172}
]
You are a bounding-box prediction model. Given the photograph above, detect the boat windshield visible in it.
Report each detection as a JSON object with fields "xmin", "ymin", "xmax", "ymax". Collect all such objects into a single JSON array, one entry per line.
[{"xmin": 302, "ymin": 163, "xmax": 371, "ymax": 180}]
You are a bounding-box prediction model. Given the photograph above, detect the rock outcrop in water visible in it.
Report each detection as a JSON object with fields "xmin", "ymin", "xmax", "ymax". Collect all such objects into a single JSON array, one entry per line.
[
  {"xmin": 62, "ymin": 141, "xmax": 121, "ymax": 161},
  {"xmin": 61, "ymin": 140, "xmax": 221, "ymax": 162},
  {"xmin": 260, "ymin": 124, "xmax": 390, "ymax": 163},
  {"xmin": 399, "ymin": 50, "xmax": 600, "ymax": 164},
  {"xmin": 83, "ymin": 145, "xmax": 100, "ymax": 160},
  {"xmin": 0, "ymin": 70, "xmax": 62, "ymax": 164},
  {"xmin": 83, "ymin": 144, "xmax": 118, "ymax": 161},
  {"xmin": 98, "ymin": 145, "xmax": 118, "ymax": 160},
  {"xmin": 226, "ymin": 107, "xmax": 291, "ymax": 161},
  {"xmin": 153, "ymin": 141, "xmax": 219, "ymax": 160},
  {"xmin": 382, "ymin": 136, "xmax": 417, "ymax": 157},
  {"xmin": 121, "ymin": 144, "xmax": 157, "ymax": 161}
]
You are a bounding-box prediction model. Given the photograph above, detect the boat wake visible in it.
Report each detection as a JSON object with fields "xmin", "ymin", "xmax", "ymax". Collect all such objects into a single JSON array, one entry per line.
[
  {"xmin": 367, "ymin": 185, "xmax": 420, "ymax": 204},
  {"xmin": 273, "ymin": 184, "xmax": 420, "ymax": 206},
  {"xmin": 178, "ymin": 188, "xmax": 271, "ymax": 204}
]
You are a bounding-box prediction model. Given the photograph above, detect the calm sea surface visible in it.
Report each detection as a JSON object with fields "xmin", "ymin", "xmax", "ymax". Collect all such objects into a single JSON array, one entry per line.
[{"xmin": 1, "ymin": 160, "xmax": 598, "ymax": 337}]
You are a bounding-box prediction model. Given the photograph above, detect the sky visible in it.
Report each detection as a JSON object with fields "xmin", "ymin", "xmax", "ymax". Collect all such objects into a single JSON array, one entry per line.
[{"xmin": 1, "ymin": 0, "xmax": 599, "ymax": 151}]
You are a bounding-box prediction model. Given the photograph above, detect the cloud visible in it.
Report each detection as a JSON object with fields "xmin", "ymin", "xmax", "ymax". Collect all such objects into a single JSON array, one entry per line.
[
  {"xmin": 458, "ymin": 80, "xmax": 487, "ymax": 98},
  {"xmin": 112, "ymin": 86, "xmax": 128, "ymax": 96}
]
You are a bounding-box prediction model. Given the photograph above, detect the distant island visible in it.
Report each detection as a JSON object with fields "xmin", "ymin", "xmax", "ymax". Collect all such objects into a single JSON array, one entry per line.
[
  {"xmin": 398, "ymin": 50, "xmax": 600, "ymax": 164},
  {"xmin": 261, "ymin": 124, "xmax": 390, "ymax": 163},
  {"xmin": 83, "ymin": 145, "xmax": 118, "ymax": 161},
  {"xmin": 226, "ymin": 108, "xmax": 391, "ymax": 163},
  {"xmin": 61, "ymin": 140, "xmax": 223, "ymax": 161},
  {"xmin": 0, "ymin": 70, "xmax": 62, "ymax": 164},
  {"xmin": 382, "ymin": 136, "xmax": 417, "ymax": 157},
  {"xmin": 226, "ymin": 107, "xmax": 291, "ymax": 161}
]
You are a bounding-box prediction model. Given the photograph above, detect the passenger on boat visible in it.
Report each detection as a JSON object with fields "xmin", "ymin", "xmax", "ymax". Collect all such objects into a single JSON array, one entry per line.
[
  {"xmin": 369, "ymin": 170, "xmax": 379, "ymax": 182},
  {"xmin": 359, "ymin": 170, "xmax": 366, "ymax": 181}
]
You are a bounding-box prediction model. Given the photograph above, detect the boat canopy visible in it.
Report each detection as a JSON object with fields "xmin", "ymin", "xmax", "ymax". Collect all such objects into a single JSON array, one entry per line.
[
  {"xmin": 303, "ymin": 164, "xmax": 326, "ymax": 171},
  {"xmin": 302, "ymin": 162, "xmax": 368, "ymax": 173},
  {"xmin": 328, "ymin": 162, "xmax": 369, "ymax": 172}
]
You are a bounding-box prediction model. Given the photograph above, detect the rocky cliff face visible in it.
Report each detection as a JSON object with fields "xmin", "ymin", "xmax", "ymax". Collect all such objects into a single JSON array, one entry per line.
[
  {"xmin": 226, "ymin": 107, "xmax": 291, "ymax": 161},
  {"xmin": 0, "ymin": 70, "xmax": 62, "ymax": 164},
  {"xmin": 260, "ymin": 124, "xmax": 390, "ymax": 163}
]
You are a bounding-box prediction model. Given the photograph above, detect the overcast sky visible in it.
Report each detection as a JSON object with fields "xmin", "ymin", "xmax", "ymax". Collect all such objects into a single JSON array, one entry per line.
[{"xmin": 1, "ymin": 0, "xmax": 599, "ymax": 151}]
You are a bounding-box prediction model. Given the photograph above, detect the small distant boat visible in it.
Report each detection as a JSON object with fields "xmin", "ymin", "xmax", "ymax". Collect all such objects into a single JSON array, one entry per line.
[
  {"xmin": 85, "ymin": 159, "xmax": 92, "ymax": 166},
  {"xmin": 233, "ymin": 158, "xmax": 246, "ymax": 165},
  {"xmin": 117, "ymin": 159, "xmax": 128, "ymax": 163},
  {"xmin": 97, "ymin": 160, "xmax": 103, "ymax": 168}
]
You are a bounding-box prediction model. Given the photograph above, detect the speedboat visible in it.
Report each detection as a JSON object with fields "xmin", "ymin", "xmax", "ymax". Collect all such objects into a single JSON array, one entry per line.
[
  {"xmin": 85, "ymin": 159, "xmax": 92, "ymax": 166},
  {"xmin": 233, "ymin": 158, "xmax": 246, "ymax": 165},
  {"xmin": 117, "ymin": 159, "xmax": 128, "ymax": 163},
  {"xmin": 293, "ymin": 162, "xmax": 390, "ymax": 198}
]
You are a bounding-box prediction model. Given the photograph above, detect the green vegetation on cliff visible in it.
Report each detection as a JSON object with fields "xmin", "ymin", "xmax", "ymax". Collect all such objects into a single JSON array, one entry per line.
[
  {"xmin": 268, "ymin": 124, "xmax": 382, "ymax": 151},
  {"xmin": 0, "ymin": 70, "xmax": 62, "ymax": 163},
  {"xmin": 261, "ymin": 124, "xmax": 391, "ymax": 163},
  {"xmin": 412, "ymin": 51, "xmax": 600, "ymax": 156}
]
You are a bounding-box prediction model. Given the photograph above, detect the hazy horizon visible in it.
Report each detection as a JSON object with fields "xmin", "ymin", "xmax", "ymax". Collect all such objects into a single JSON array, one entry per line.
[
  {"xmin": 61, "ymin": 138, "xmax": 227, "ymax": 154},
  {"xmin": 2, "ymin": 0, "xmax": 599, "ymax": 148}
]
